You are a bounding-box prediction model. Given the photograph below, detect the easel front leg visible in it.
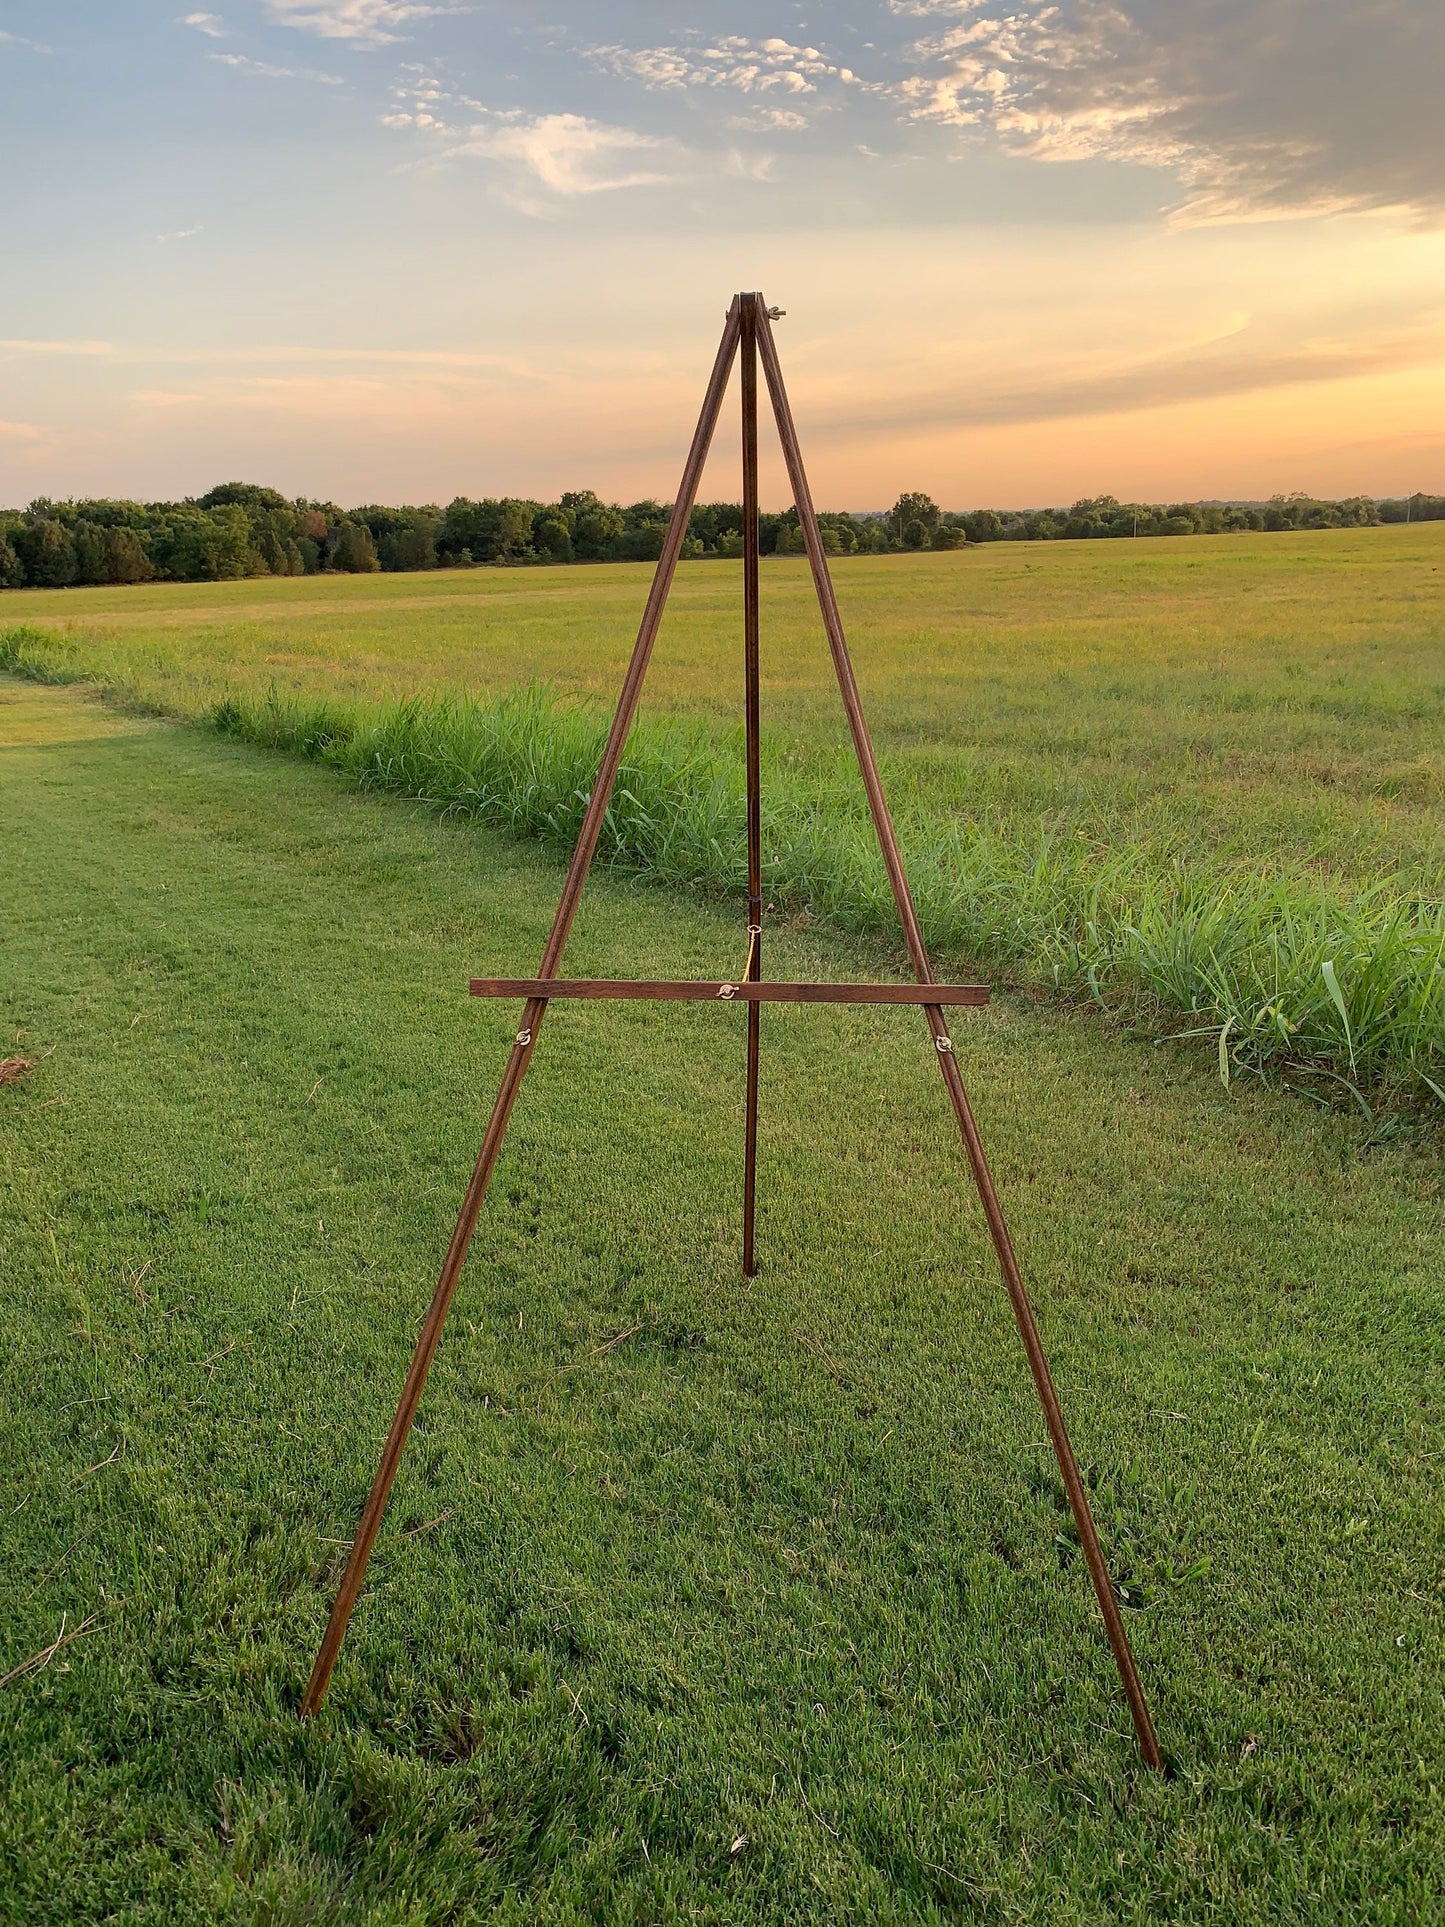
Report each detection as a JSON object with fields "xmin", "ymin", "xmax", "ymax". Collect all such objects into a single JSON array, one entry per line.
[
  {"xmin": 927, "ymin": 1010, "xmax": 1163, "ymax": 1771},
  {"xmin": 300, "ymin": 300, "xmax": 743, "ymax": 1715},
  {"xmin": 300, "ymin": 1003, "xmax": 548, "ymax": 1716}
]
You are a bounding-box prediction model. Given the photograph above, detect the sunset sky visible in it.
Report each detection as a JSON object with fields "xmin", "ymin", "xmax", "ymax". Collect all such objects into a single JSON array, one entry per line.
[{"xmin": 2, "ymin": 0, "xmax": 1442, "ymax": 510}]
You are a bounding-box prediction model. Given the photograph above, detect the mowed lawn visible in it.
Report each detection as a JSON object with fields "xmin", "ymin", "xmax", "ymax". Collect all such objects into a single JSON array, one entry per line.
[
  {"xmin": 9, "ymin": 522, "xmax": 1445, "ymax": 893},
  {"xmin": 2, "ymin": 677, "xmax": 1442, "ymax": 1922}
]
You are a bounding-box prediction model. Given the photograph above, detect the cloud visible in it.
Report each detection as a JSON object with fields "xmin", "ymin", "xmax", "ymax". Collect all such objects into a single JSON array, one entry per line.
[
  {"xmin": 210, "ymin": 50, "xmax": 344, "ymax": 81},
  {"xmin": 727, "ymin": 107, "xmax": 809, "ymax": 132},
  {"xmin": 0, "ymin": 27, "xmax": 53, "ymax": 53},
  {"xmin": 0, "ymin": 420, "xmax": 44, "ymax": 442},
  {"xmin": 156, "ymin": 227, "xmax": 205, "ymax": 242},
  {"xmin": 262, "ymin": 0, "xmax": 456, "ymax": 48},
  {"xmin": 895, "ymin": 0, "xmax": 1445, "ymax": 225},
  {"xmin": 382, "ymin": 78, "xmax": 676, "ymax": 210},
  {"xmin": 448, "ymin": 113, "xmax": 674, "ymax": 208},
  {"xmin": 815, "ymin": 311, "xmax": 1445, "ymax": 442},
  {"xmin": 589, "ymin": 35, "xmax": 859, "ymax": 100},
  {"xmin": 180, "ymin": 12, "xmax": 226, "ymax": 37}
]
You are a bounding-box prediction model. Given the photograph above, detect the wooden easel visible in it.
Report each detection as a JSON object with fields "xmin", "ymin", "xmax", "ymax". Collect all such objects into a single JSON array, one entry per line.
[{"xmin": 300, "ymin": 293, "xmax": 1161, "ymax": 1769}]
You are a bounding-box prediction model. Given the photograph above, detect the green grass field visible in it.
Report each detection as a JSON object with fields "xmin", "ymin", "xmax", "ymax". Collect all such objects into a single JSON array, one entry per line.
[
  {"xmin": 5, "ymin": 525, "xmax": 1444, "ymax": 1107},
  {"xmin": 9, "ymin": 526, "xmax": 1445, "ymax": 889},
  {"xmin": 2, "ymin": 676, "xmax": 1443, "ymax": 1922}
]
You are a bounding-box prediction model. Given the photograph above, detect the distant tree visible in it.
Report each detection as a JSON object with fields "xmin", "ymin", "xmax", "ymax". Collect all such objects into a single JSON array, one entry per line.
[
  {"xmin": 532, "ymin": 510, "xmax": 573, "ymax": 562},
  {"xmin": 1117, "ymin": 503, "xmax": 1158, "ymax": 535},
  {"xmin": 1164, "ymin": 502, "xmax": 1205, "ymax": 532},
  {"xmin": 377, "ymin": 518, "xmax": 439, "ymax": 571},
  {"xmin": 440, "ymin": 497, "xmax": 537, "ymax": 565},
  {"xmin": 0, "ymin": 480, "xmax": 1418, "ymax": 596},
  {"xmin": 619, "ymin": 521, "xmax": 667, "ymax": 562},
  {"xmin": 1019, "ymin": 512, "xmax": 1060, "ymax": 541},
  {"xmin": 1337, "ymin": 495, "xmax": 1381, "ymax": 527},
  {"xmin": 817, "ymin": 511, "xmax": 861, "ymax": 554},
  {"xmin": 688, "ymin": 501, "xmax": 743, "ymax": 550},
  {"xmin": 105, "ymin": 526, "xmax": 153, "ymax": 583},
  {"xmin": 559, "ymin": 489, "xmax": 604, "ymax": 518},
  {"xmin": 199, "ymin": 482, "xmax": 291, "ymax": 514},
  {"xmin": 72, "ymin": 519, "xmax": 110, "ymax": 585},
  {"xmin": 890, "ymin": 491, "xmax": 940, "ymax": 545},
  {"xmin": 438, "ymin": 498, "xmax": 479, "ymax": 565},
  {"xmin": 152, "ymin": 504, "xmax": 255, "ymax": 580},
  {"xmin": 618, "ymin": 501, "xmax": 670, "ymax": 564},
  {"xmin": 68, "ymin": 497, "xmax": 143, "ymax": 531},
  {"xmin": 330, "ymin": 519, "xmax": 380, "ymax": 573},
  {"xmin": 1380, "ymin": 493, "xmax": 1445, "ymax": 523},
  {"xmin": 572, "ymin": 502, "xmax": 625, "ymax": 560},
  {"xmin": 14, "ymin": 518, "xmax": 77, "ymax": 587},
  {"xmin": 250, "ymin": 510, "xmax": 304, "ymax": 576},
  {"xmin": 488, "ymin": 498, "xmax": 539, "ymax": 564}
]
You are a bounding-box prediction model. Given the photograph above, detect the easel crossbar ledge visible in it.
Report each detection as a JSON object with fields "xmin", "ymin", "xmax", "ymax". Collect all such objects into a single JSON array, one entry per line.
[{"xmin": 469, "ymin": 978, "xmax": 990, "ymax": 1006}]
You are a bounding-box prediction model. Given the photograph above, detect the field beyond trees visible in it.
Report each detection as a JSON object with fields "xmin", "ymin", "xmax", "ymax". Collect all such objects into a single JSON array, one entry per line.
[
  {"xmin": 5, "ymin": 524, "xmax": 1443, "ymax": 1108},
  {"xmin": 1, "ymin": 675, "xmax": 1441, "ymax": 1922}
]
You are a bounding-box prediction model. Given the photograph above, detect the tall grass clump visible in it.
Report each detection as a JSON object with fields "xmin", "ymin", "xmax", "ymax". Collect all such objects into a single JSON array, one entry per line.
[
  {"xmin": 0, "ymin": 626, "xmax": 82, "ymax": 685},
  {"xmin": 4, "ymin": 624, "xmax": 1441, "ymax": 1111},
  {"xmin": 210, "ymin": 682, "xmax": 1444, "ymax": 1112}
]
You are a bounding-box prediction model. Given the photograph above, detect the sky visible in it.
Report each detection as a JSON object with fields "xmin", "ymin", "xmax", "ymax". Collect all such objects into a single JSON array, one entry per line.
[{"xmin": 1, "ymin": 0, "xmax": 1443, "ymax": 510}]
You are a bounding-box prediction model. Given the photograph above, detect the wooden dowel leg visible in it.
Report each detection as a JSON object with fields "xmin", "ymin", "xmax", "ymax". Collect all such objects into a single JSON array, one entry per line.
[
  {"xmin": 743, "ymin": 998, "xmax": 760, "ymax": 1276},
  {"xmin": 741, "ymin": 294, "xmax": 763, "ymax": 1278},
  {"xmin": 752, "ymin": 293, "xmax": 1162, "ymax": 1770},
  {"xmin": 929, "ymin": 1024, "xmax": 1162, "ymax": 1768},
  {"xmin": 300, "ymin": 299, "xmax": 744, "ymax": 1715},
  {"xmin": 300, "ymin": 1004, "xmax": 545, "ymax": 1715}
]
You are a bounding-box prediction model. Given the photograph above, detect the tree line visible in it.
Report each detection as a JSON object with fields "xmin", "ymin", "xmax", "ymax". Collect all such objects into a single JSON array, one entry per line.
[{"xmin": 1, "ymin": 481, "xmax": 1439, "ymax": 590}]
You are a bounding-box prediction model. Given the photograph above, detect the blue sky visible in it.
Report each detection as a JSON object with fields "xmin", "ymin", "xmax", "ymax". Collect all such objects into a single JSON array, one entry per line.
[{"xmin": 2, "ymin": 0, "xmax": 1442, "ymax": 507}]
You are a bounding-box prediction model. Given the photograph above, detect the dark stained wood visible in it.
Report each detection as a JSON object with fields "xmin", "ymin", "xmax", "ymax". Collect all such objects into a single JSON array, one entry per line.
[
  {"xmin": 299, "ymin": 300, "xmax": 744, "ymax": 1719},
  {"xmin": 302, "ymin": 290, "xmax": 1162, "ymax": 1776},
  {"xmin": 741, "ymin": 294, "xmax": 763, "ymax": 1279},
  {"xmin": 752, "ymin": 294, "xmax": 1161, "ymax": 1771},
  {"xmin": 468, "ymin": 978, "xmax": 990, "ymax": 1006}
]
